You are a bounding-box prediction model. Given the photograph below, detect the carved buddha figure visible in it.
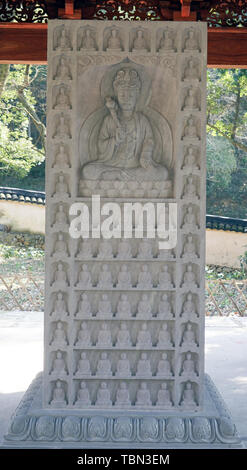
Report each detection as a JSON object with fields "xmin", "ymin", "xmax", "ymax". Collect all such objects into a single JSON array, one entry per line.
[
  {"xmin": 137, "ymin": 238, "xmax": 153, "ymax": 259},
  {"xmin": 184, "ymin": 30, "xmax": 199, "ymax": 51},
  {"xmin": 98, "ymin": 264, "xmax": 112, "ymax": 288},
  {"xmin": 136, "ymin": 323, "xmax": 152, "ymax": 347},
  {"xmin": 54, "ymin": 174, "xmax": 69, "ymax": 197},
  {"xmin": 52, "ymin": 351, "xmax": 67, "ymax": 375},
  {"xmin": 157, "ymin": 323, "xmax": 172, "ymax": 347},
  {"xmin": 56, "ymin": 28, "xmax": 71, "ymax": 51},
  {"xmin": 182, "ymin": 205, "xmax": 198, "ymax": 229},
  {"xmin": 184, "ymin": 59, "xmax": 199, "ymax": 80},
  {"xmin": 97, "ymin": 323, "xmax": 112, "ymax": 347},
  {"xmin": 54, "ymin": 87, "xmax": 70, "ymax": 109},
  {"xmin": 76, "ymin": 352, "xmax": 91, "ymax": 376},
  {"xmin": 181, "ymin": 382, "xmax": 197, "ymax": 406},
  {"xmin": 182, "ymin": 323, "xmax": 197, "ymax": 347},
  {"xmin": 53, "ymin": 292, "xmax": 67, "ymax": 316},
  {"xmin": 183, "ymin": 235, "xmax": 197, "ymax": 257},
  {"xmin": 157, "ymin": 294, "xmax": 173, "ymax": 319},
  {"xmin": 182, "ymin": 293, "xmax": 197, "ymax": 316},
  {"xmin": 183, "ymin": 175, "xmax": 197, "ymax": 198},
  {"xmin": 183, "ymin": 146, "xmax": 198, "ymax": 168},
  {"xmin": 77, "ymin": 293, "xmax": 91, "ymax": 317},
  {"xmin": 97, "ymin": 240, "xmax": 113, "ymax": 259},
  {"xmin": 54, "ymin": 204, "xmax": 68, "ymax": 227},
  {"xmin": 136, "ymin": 353, "xmax": 152, "ymax": 377},
  {"xmin": 133, "ymin": 30, "xmax": 147, "ymax": 51},
  {"xmin": 158, "ymin": 265, "xmax": 173, "ymax": 288},
  {"xmin": 183, "ymin": 264, "xmax": 197, "ymax": 287},
  {"xmin": 182, "ymin": 353, "xmax": 196, "ymax": 376},
  {"xmin": 53, "ymin": 263, "xmax": 68, "ymax": 286},
  {"xmin": 184, "ymin": 117, "xmax": 198, "ymax": 139},
  {"xmin": 76, "ymin": 322, "xmax": 91, "ymax": 346},
  {"xmin": 54, "ymin": 233, "xmax": 68, "ymax": 256},
  {"xmin": 81, "ymin": 68, "xmax": 169, "ymax": 182},
  {"xmin": 51, "ymin": 380, "xmax": 66, "ymax": 405},
  {"xmin": 137, "ymin": 264, "xmax": 153, "ymax": 289},
  {"xmin": 116, "ymin": 352, "xmax": 131, "ymax": 377},
  {"xmin": 97, "ymin": 294, "xmax": 112, "ymax": 317},
  {"xmin": 96, "ymin": 352, "xmax": 112, "ymax": 376},
  {"xmin": 76, "ymin": 381, "xmax": 91, "ymax": 405},
  {"xmin": 156, "ymin": 353, "xmax": 172, "ymax": 377},
  {"xmin": 77, "ymin": 239, "xmax": 92, "ymax": 258},
  {"xmin": 159, "ymin": 31, "xmax": 174, "ymax": 52},
  {"xmin": 115, "ymin": 382, "xmax": 131, "ymax": 406},
  {"xmin": 56, "ymin": 57, "xmax": 71, "ymax": 80},
  {"xmin": 117, "ymin": 239, "xmax": 132, "ymax": 258},
  {"xmin": 136, "ymin": 382, "xmax": 151, "ymax": 406},
  {"xmin": 156, "ymin": 383, "xmax": 172, "ymax": 406},
  {"xmin": 96, "ymin": 382, "xmax": 112, "ymax": 406},
  {"xmin": 116, "ymin": 294, "xmax": 132, "ymax": 318},
  {"xmin": 117, "ymin": 264, "xmax": 132, "ymax": 288},
  {"xmin": 107, "ymin": 29, "xmax": 122, "ymax": 51},
  {"xmin": 183, "ymin": 89, "xmax": 197, "ymax": 110},
  {"xmin": 77, "ymin": 264, "xmax": 92, "ymax": 288},
  {"xmin": 137, "ymin": 293, "xmax": 152, "ymax": 318},
  {"xmin": 54, "ymin": 144, "xmax": 69, "ymax": 168},
  {"xmin": 54, "ymin": 115, "xmax": 70, "ymax": 139},
  {"xmin": 81, "ymin": 29, "xmax": 96, "ymax": 50},
  {"xmin": 116, "ymin": 322, "xmax": 131, "ymax": 347}
]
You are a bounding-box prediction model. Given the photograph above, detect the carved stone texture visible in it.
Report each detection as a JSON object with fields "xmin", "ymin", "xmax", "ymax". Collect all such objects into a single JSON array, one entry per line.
[{"xmin": 42, "ymin": 19, "xmax": 208, "ymax": 418}]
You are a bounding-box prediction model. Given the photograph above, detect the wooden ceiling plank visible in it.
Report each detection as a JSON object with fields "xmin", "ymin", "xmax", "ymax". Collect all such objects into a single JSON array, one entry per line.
[{"xmin": 1, "ymin": 24, "xmax": 247, "ymax": 68}]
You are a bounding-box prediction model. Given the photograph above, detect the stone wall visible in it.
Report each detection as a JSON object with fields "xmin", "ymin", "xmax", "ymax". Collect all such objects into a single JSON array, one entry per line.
[{"xmin": 0, "ymin": 200, "xmax": 245, "ymax": 268}]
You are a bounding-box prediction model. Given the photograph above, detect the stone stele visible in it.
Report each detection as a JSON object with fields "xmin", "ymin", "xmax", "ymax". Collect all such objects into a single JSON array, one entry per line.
[{"xmin": 3, "ymin": 20, "xmax": 243, "ymax": 449}]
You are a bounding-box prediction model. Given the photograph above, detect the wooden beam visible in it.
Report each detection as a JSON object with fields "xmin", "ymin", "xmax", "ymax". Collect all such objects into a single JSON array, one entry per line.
[
  {"xmin": 0, "ymin": 24, "xmax": 47, "ymax": 64},
  {"xmin": 1, "ymin": 24, "xmax": 247, "ymax": 68},
  {"xmin": 180, "ymin": 0, "xmax": 191, "ymax": 18},
  {"xmin": 208, "ymin": 28, "xmax": 247, "ymax": 68}
]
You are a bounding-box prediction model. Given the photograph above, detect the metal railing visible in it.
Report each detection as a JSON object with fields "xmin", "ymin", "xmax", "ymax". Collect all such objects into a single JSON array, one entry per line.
[{"xmin": 0, "ymin": 272, "xmax": 246, "ymax": 316}]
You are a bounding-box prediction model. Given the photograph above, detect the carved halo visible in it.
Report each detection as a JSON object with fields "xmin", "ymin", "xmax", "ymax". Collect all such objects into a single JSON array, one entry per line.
[{"xmin": 79, "ymin": 58, "xmax": 173, "ymax": 171}]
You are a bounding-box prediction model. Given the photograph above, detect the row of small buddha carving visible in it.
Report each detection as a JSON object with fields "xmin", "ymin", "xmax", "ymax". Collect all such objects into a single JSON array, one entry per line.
[
  {"xmin": 51, "ymin": 292, "xmax": 199, "ymax": 319},
  {"xmin": 51, "ymin": 235, "xmax": 198, "ymax": 260},
  {"xmin": 54, "ymin": 26, "xmax": 201, "ymax": 54},
  {"xmin": 51, "ymin": 114, "xmax": 201, "ymax": 141},
  {"xmin": 50, "ymin": 321, "xmax": 198, "ymax": 349},
  {"xmin": 50, "ymin": 379, "xmax": 197, "ymax": 408},
  {"xmin": 53, "ymin": 55, "xmax": 201, "ymax": 82},
  {"xmin": 51, "ymin": 84, "xmax": 204, "ymax": 116},
  {"xmin": 52, "ymin": 142, "xmax": 200, "ymax": 173},
  {"xmin": 51, "ymin": 263, "xmax": 200, "ymax": 289},
  {"xmin": 50, "ymin": 351, "xmax": 198, "ymax": 378},
  {"xmin": 51, "ymin": 203, "xmax": 200, "ymax": 231}
]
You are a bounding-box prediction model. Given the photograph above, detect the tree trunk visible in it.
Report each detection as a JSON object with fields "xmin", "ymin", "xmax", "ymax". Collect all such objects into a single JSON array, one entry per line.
[{"xmin": 0, "ymin": 64, "xmax": 10, "ymax": 97}]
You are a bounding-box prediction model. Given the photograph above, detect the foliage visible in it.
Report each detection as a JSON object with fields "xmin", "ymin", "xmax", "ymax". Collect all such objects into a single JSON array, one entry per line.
[
  {"xmin": 206, "ymin": 134, "xmax": 236, "ymax": 189},
  {"xmin": 0, "ymin": 64, "xmax": 46, "ymax": 180},
  {"xmin": 207, "ymin": 69, "xmax": 247, "ymax": 217},
  {"xmin": 0, "ymin": 66, "xmax": 247, "ymax": 217}
]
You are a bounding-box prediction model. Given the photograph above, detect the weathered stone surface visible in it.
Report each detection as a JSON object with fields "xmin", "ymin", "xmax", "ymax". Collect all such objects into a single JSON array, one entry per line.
[
  {"xmin": 3, "ymin": 19, "xmax": 243, "ymax": 449},
  {"xmin": 3, "ymin": 373, "xmax": 243, "ymax": 448}
]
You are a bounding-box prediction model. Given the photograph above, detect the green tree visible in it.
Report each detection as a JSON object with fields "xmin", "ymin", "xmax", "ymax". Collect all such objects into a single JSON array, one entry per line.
[
  {"xmin": 207, "ymin": 69, "xmax": 247, "ymax": 217},
  {"xmin": 0, "ymin": 64, "xmax": 46, "ymax": 184}
]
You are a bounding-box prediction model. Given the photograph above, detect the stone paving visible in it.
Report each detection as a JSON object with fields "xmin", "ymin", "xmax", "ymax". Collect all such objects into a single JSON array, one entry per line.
[{"xmin": 0, "ymin": 312, "xmax": 246, "ymax": 445}]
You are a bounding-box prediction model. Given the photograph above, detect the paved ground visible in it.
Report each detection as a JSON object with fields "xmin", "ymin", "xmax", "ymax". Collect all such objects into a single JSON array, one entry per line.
[{"xmin": 0, "ymin": 312, "xmax": 246, "ymax": 445}]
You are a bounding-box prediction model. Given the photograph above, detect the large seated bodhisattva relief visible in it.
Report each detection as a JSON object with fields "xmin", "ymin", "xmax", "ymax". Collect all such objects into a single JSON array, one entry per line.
[{"xmin": 79, "ymin": 62, "xmax": 173, "ymax": 197}]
